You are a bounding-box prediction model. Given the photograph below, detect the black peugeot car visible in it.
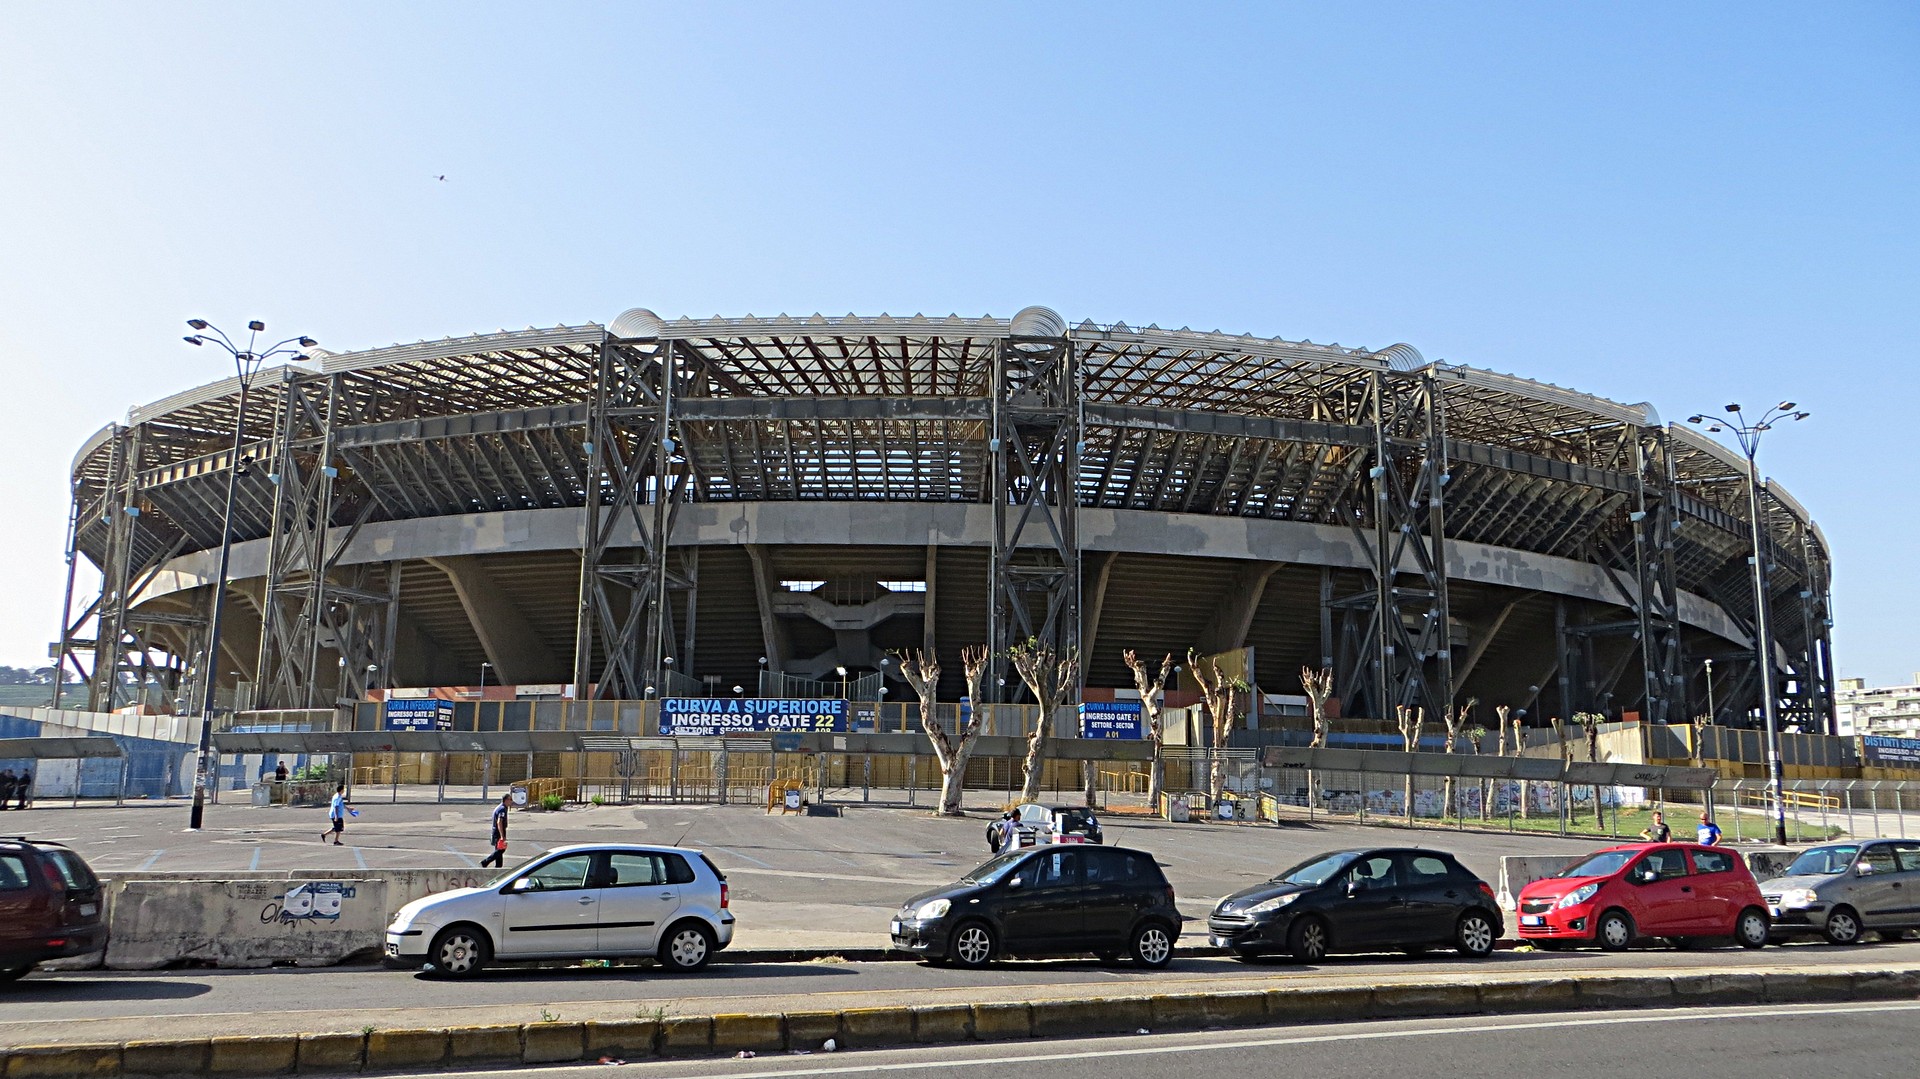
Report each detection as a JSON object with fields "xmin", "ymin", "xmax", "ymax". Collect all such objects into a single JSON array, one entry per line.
[
  {"xmin": 1207, "ymin": 847, "xmax": 1502, "ymax": 962},
  {"xmin": 891, "ymin": 845, "xmax": 1179, "ymax": 968}
]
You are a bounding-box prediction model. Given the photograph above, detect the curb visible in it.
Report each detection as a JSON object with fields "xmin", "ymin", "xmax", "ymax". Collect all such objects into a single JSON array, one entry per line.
[{"xmin": 3, "ymin": 969, "xmax": 1915, "ymax": 1078}]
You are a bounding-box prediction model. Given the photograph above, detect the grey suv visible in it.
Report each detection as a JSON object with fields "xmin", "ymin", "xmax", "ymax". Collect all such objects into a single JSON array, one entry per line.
[{"xmin": 1761, "ymin": 840, "xmax": 1920, "ymax": 944}]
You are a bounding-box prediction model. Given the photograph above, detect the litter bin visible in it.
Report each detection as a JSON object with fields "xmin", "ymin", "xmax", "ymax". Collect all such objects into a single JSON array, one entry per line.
[{"xmin": 250, "ymin": 781, "xmax": 273, "ymax": 807}]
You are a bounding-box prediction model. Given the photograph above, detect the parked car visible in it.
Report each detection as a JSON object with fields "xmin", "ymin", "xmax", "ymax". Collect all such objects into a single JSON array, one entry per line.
[
  {"xmin": 890, "ymin": 844, "xmax": 1178, "ymax": 968},
  {"xmin": 1206, "ymin": 847, "xmax": 1502, "ymax": 962},
  {"xmin": 1760, "ymin": 839, "xmax": 1920, "ymax": 944},
  {"xmin": 1516, "ymin": 842, "xmax": 1770, "ymax": 951},
  {"xmin": 986, "ymin": 803, "xmax": 1104, "ymax": 851},
  {"xmin": 0, "ymin": 836, "xmax": 107, "ymax": 982},
  {"xmin": 384, "ymin": 844, "xmax": 733, "ymax": 978}
]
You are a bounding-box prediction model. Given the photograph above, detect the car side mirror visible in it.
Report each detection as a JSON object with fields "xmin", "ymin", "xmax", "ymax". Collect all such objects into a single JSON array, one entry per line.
[
  {"xmin": 509, "ymin": 877, "xmax": 536, "ymax": 893},
  {"xmin": 1345, "ymin": 879, "xmax": 1362, "ymax": 898},
  {"xmin": 1006, "ymin": 876, "xmax": 1025, "ymax": 890},
  {"xmin": 1857, "ymin": 864, "xmax": 1875, "ymax": 877}
]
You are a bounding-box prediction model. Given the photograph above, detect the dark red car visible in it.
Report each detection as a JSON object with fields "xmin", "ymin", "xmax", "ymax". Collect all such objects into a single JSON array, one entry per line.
[
  {"xmin": 1516, "ymin": 842, "xmax": 1769, "ymax": 951},
  {"xmin": 0, "ymin": 836, "xmax": 107, "ymax": 981}
]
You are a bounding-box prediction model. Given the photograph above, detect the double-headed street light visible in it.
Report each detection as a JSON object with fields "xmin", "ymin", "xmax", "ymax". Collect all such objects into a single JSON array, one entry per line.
[
  {"xmin": 1687, "ymin": 401, "xmax": 1809, "ymax": 846},
  {"xmin": 184, "ymin": 320, "xmax": 316, "ymax": 831}
]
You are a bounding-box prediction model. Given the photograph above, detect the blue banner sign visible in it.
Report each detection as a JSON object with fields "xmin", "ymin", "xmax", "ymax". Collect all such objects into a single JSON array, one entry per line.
[
  {"xmin": 1078, "ymin": 700, "xmax": 1144, "ymax": 739},
  {"xmin": 1863, "ymin": 735, "xmax": 1920, "ymax": 769},
  {"xmin": 384, "ymin": 698, "xmax": 454, "ymax": 731},
  {"xmin": 660, "ymin": 698, "xmax": 850, "ymax": 736}
]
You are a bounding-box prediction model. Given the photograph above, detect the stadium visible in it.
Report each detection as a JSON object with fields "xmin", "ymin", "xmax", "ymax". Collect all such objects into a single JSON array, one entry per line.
[{"xmin": 56, "ymin": 306, "xmax": 1835, "ymax": 740}]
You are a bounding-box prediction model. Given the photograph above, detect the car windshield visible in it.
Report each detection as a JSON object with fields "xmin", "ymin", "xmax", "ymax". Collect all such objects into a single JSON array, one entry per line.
[
  {"xmin": 1057, "ymin": 808, "xmax": 1095, "ymax": 829},
  {"xmin": 482, "ymin": 852, "xmax": 553, "ymax": 889},
  {"xmin": 1558, "ymin": 850, "xmax": 1634, "ymax": 878},
  {"xmin": 1785, "ymin": 845, "xmax": 1858, "ymax": 876},
  {"xmin": 960, "ymin": 850, "xmax": 1031, "ymax": 885},
  {"xmin": 1270, "ymin": 852, "xmax": 1355, "ymax": 887}
]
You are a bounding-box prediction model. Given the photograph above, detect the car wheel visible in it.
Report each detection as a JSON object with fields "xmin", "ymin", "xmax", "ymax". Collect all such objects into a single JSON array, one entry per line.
[
  {"xmin": 1287, "ymin": 916, "xmax": 1330, "ymax": 962},
  {"xmin": 426, "ymin": 925, "xmax": 491, "ymax": 978},
  {"xmin": 1735, "ymin": 907, "xmax": 1769, "ymax": 949},
  {"xmin": 949, "ymin": 921, "xmax": 996, "ymax": 969},
  {"xmin": 1823, "ymin": 906, "xmax": 1863, "ymax": 946},
  {"xmin": 1130, "ymin": 922, "xmax": 1173, "ymax": 968},
  {"xmin": 1596, "ymin": 909, "xmax": 1634, "ymax": 952},
  {"xmin": 1455, "ymin": 911, "xmax": 1497, "ymax": 958},
  {"xmin": 0, "ymin": 964, "xmax": 33, "ymax": 982},
  {"xmin": 659, "ymin": 921, "xmax": 716, "ymax": 972}
]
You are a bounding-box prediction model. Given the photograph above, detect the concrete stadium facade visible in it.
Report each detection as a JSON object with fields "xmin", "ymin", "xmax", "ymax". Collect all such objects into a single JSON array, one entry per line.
[{"xmin": 57, "ymin": 307, "xmax": 1836, "ymax": 732}]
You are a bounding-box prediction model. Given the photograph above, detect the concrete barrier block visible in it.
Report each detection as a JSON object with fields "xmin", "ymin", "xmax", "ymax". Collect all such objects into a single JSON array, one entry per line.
[
  {"xmin": 1030, "ymin": 997, "xmax": 1149, "ymax": 1038},
  {"xmin": 970, "ymin": 1003, "xmax": 1032, "ymax": 1041},
  {"xmin": 521, "ymin": 1022, "xmax": 584, "ymax": 1065},
  {"xmin": 658, "ymin": 1017, "xmax": 713, "ymax": 1056},
  {"xmin": 584, "ymin": 1020, "xmax": 659, "ymax": 1060},
  {"xmin": 446, "ymin": 1026, "xmax": 522, "ymax": 1065},
  {"xmin": 1764, "ymin": 972, "xmax": 1856, "ymax": 1003},
  {"xmin": 782, "ymin": 1012, "xmax": 841, "ymax": 1051},
  {"xmin": 1264, "ymin": 986, "xmax": 1371, "ymax": 1025},
  {"xmin": 1497, "ymin": 856, "xmax": 1574, "ymax": 909},
  {"xmin": 364, "ymin": 1028, "xmax": 448, "ymax": 1071},
  {"xmin": 1478, "ymin": 978, "xmax": 1578, "ymax": 1014},
  {"xmin": 121, "ymin": 1039, "xmax": 209, "ymax": 1076},
  {"xmin": 294, "ymin": 1033, "xmax": 364, "ymax": 1074},
  {"xmin": 1850, "ymin": 969, "xmax": 1920, "ymax": 1000},
  {"xmin": 208, "ymin": 1037, "xmax": 297, "ymax": 1075},
  {"xmin": 840, "ymin": 1008, "xmax": 915, "ymax": 1048},
  {"xmin": 1150, "ymin": 994, "xmax": 1228, "ymax": 1031},
  {"xmin": 1671, "ymin": 972, "xmax": 1764, "ymax": 1005},
  {"xmin": 1576, "ymin": 976, "xmax": 1671, "ymax": 1008},
  {"xmin": 106, "ymin": 879, "xmax": 388, "ymax": 970},
  {"xmin": 710, "ymin": 1015, "xmax": 783, "ymax": 1055},
  {"xmin": 910, "ymin": 1005, "xmax": 973, "ymax": 1044},
  {"xmin": 4, "ymin": 1044, "xmax": 122, "ymax": 1079},
  {"xmin": 1370, "ymin": 983, "xmax": 1481, "ymax": 1018}
]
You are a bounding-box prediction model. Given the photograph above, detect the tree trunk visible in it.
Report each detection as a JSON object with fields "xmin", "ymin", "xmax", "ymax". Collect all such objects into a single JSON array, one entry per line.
[
  {"xmin": 1019, "ymin": 722, "xmax": 1046, "ymax": 803},
  {"xmin": 1148, "ymin": 751, "xmax": 1165, "ymax": 807},
  {"xmin": 942, "ymin": 736, "xmax": 977, "ymax": 815}
]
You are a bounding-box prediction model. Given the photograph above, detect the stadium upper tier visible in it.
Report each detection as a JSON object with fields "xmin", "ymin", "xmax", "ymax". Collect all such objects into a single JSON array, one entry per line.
[{"xmin": 61, "ymin": 310, "xmax": 1832, "ymax": 726}]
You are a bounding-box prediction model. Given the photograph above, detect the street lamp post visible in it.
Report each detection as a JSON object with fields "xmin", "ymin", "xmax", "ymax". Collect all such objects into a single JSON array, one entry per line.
[
  {"xmin": 183, "ymin": 320, "xmax": 316, "ymax": 831},
  {"xmin": 1688, "ymin": 401, "xmax": 1809, "ymax": 846},
  {"xmin": 1703, "ymin": 657, "xmax": 1716, "ymax": 725}
]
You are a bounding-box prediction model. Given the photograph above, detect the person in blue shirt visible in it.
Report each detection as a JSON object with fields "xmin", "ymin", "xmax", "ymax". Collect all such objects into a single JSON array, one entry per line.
[
  {"xmin": 1696, "ymin": 812, "xmax": 1722, "ymax": 846},
  {"xmin": 480, "ymin": 794, "xmax": 510, "ymax": 868},
  {"xmin": 321, "ymin": 784, "xmax": 353, "ymax": 845}
]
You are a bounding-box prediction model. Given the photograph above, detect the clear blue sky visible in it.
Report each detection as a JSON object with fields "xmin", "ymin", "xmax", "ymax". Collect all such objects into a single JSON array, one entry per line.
[{"xmin": 1, "ymin": 3, "xmax": 1915, "ymax": 685}]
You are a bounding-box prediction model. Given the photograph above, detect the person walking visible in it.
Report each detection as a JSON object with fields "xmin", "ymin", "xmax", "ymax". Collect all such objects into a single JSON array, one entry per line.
[
  {"xmin": 480, "ymin": 793, "xmax": 510, "ymax": 868},
  {"xmin": 997, "ymin": 812, "xmax": 1020, "ymax": 853},
  {"xmin": 1696, "ymin": 812, "xmax": 1722, "ymax": 846},
  {"xmin": 322, "ymin": 783, "xmax": 353, "ymax": 845},
  {"xmin": 1639, "ymin": 810, "xmax": 1671, "ymax": 842},
  {"xmin": 13, "ymin": 769, "xmax": 29, "ymax": 810},
  {"xmin": 0, "ymin": 769, "xmax": 14, "ymax": 811}
]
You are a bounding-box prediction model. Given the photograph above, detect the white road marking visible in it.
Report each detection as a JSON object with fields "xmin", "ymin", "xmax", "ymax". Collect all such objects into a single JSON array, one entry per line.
[{"xmin": 135, "ymin": 850, "xmax": 166, "ymax": 870}]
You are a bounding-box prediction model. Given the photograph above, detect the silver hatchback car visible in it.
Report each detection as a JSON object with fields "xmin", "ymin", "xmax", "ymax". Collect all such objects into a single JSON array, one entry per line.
[
  {"xmin": 385, "ymin": 844, "xmax": 734, "ymax": 977},
  {"xmin": 1761, "ymin": 840, "xmax": 1920, "ymax": 945}
]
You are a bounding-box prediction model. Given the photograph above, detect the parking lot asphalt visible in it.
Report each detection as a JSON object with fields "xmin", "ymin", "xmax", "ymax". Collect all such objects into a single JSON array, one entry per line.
[{"xmin": 4, "ymin": 797, "xmax": 1616, "ymax": 949}]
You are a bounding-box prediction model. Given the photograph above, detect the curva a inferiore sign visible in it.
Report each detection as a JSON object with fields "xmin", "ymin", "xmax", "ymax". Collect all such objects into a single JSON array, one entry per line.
[{"xmin": 659, "ymin": 698, "xmax": 850, "ymax": 736}]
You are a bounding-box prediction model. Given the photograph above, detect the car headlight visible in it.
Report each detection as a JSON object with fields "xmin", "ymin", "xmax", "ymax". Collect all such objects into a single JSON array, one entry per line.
[
  {"xmin": 1780, "ymin": 888, "xmax": 1819, "ymax": 908},
  {"xmin": 914, "ymin": 899, "xmax": 951, "ymax": 920},
  {"xmin": 1556, "ymin": 883, "xmax": 1600, "ymax": 909},
  {"xmin": 1245, "ymin": 893, "xmax": 1301, "ymax": 915}
]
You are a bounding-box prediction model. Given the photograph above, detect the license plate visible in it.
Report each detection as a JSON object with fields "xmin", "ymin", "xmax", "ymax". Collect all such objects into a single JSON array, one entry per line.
[
  {"xmin": 889, "ymin": 920, "xmax": 901, "ymax": 936},
  {"xmin": 1769, "ymin": 906, "xmax": 1782, "ymax": 917},
  {"xmin": 1210, "ymin": 935, "xmax": 1229, "ymax": 947},
  {"xmin": 1521, "ymin": 915, "xmax": 1544, "ymax": 927},
  {"xmin": 80, "ymin": 904, "xmax": 97, "ymax": 917}
]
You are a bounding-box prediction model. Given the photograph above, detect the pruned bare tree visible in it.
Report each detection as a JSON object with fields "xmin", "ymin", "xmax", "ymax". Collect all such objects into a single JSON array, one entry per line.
[
  {"xmin": 1577, "ymin": 711, "xmax": 1603, "ymax": 764},
  {"xmin": 1008, "ymin": 637, "xmax": 1079, "ymax": 804},
  {"xmin": 1505, "ymin": 705, "xmax": 1529, "ymax": 819},
  {"xmin": 1301, "ymin": 666, "xmax": 1335, "ymax": 808},
  {"xmin": 1441, "ymin": 698, "xmax": 1477, "ymax": 818},
  {"xmin": 894, "ymin": 647, "xmax": 979, "ymax": 816},
  {"xmin": 1466, "ymin": 722, "xmax": 1490, "ymax": 820},
  {"xmin": 1187, "ymin": 649, "xmax": 1248, "ymax": 806},
  {"xmin": 1124, "ymin": 649, "xmax": 1175, "ymax": 804},
  {"xmin": 1395, "ymin": 704, "xmax": 1425, "ymax": 818}
]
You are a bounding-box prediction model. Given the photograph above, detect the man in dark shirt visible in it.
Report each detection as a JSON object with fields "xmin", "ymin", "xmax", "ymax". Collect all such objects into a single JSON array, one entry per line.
[
  {"xmin": 480, "ymin": 794, "xmax": 510, "ymax": 868},
  {"xmin": 0, "ymin": 769, "xmax": 15, "ymax": 810},
  {"xmin": 13, "ymin": 769, "xmax": 28, "ymax": 810}
]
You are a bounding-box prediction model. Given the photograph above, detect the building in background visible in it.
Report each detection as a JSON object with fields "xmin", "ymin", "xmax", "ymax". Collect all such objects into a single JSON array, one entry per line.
[{"xmin": 1835, "ymin": 676, "xmax": 1920, "ymax": 738}]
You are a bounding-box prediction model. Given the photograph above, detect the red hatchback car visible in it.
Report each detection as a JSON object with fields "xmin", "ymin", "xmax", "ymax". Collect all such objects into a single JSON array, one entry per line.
[{"xmin": 1516, "ymin": 842, "xmax": 1770, "ymax": 951}]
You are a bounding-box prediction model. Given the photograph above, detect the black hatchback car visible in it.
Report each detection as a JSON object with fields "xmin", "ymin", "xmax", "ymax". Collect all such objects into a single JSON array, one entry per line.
[
  {"xmin": 1207, "ymin": 847, "xmax": 1502, "ymax": 962},
  {"xmin": 891, "ymin": 845, "xmax": 1179, "ymax": 968},
  {"xmin": 1, "ymin": 836, "xmax": 107, "ymax": 981}
]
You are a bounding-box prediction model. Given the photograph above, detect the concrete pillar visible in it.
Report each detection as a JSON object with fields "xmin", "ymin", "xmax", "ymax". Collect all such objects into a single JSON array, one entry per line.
[{"xmin": 426, "ymin": 555, "xmax": 561, "ymax": 684}]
